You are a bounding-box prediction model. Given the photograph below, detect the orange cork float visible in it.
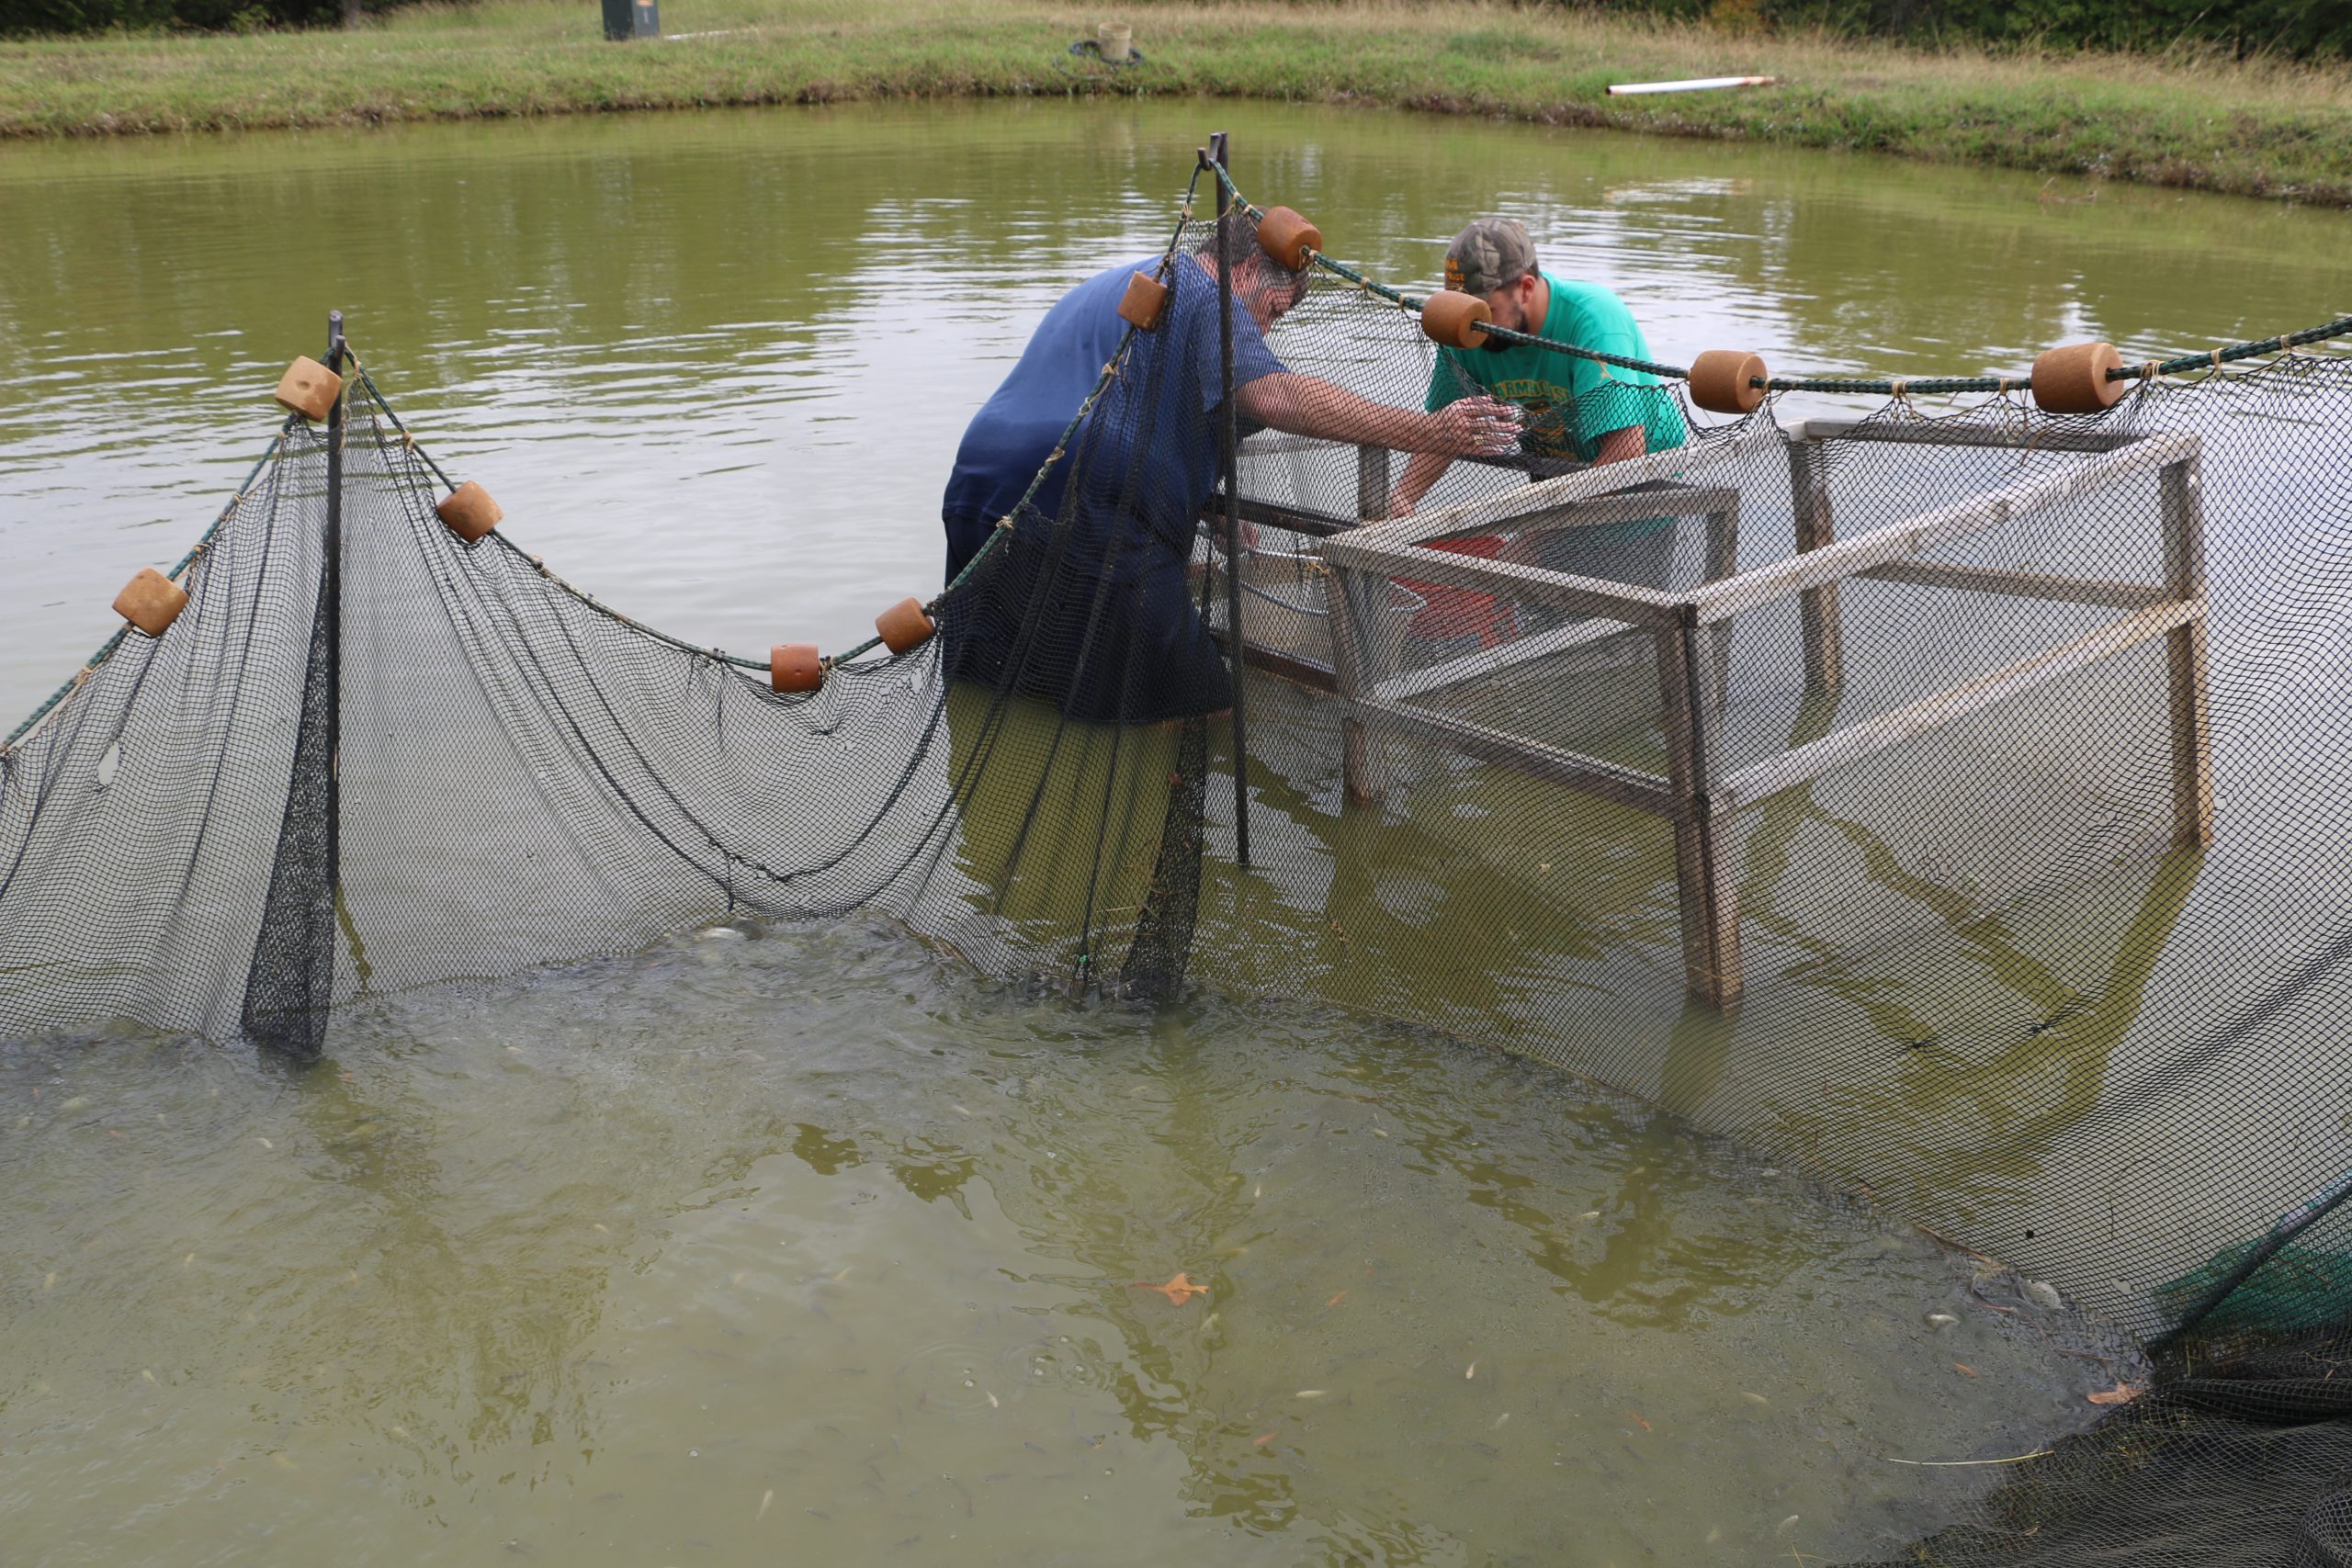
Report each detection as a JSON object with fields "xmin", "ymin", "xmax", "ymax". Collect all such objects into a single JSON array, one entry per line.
[
  {"xmin": 1256, "ymin": 207, "xmax": 1322, "ymax": 272},
  {"xmin": 272, "ymin": 356, "xmax": 344, "ymax": 423},
  {"xmin": 1689, "ymin": 351, "xmax": 1770, "ymax": 415},
  {"xmin": 113, "ymin": 568, "xmax": 188, "ymax": 638},
  {"xmin": 1420, "ymin": 290, "xmax": 1492, "ymax": 352},
  {"xmin": 2031, "ymin": 342, "xmax": 2128, "ymax": 414},
  {"xmin": 1118, "ymin": 271, "xmax": 1169, "ymax": 332},
  {"xmin": 770, "ymin": 643, "xmax": 822, "ymax": 694},
  {"xmin": 435, "ymin": 480, "xmax": 504, "ymax": 543},
  {"xmin": 876, "ymin": 598, "xmax": 936, "ymax": 655}
]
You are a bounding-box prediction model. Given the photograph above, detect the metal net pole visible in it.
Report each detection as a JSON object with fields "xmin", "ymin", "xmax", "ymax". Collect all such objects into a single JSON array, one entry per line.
[{"xmin": 1210, "ymin": 131, "xmax": 1251, "ymax": 867}]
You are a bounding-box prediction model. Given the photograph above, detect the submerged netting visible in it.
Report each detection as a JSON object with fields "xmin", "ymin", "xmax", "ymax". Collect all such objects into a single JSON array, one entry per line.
[{"xmin": 6, "ymin": 160, "xmax": 2352, "ymax": 1560}]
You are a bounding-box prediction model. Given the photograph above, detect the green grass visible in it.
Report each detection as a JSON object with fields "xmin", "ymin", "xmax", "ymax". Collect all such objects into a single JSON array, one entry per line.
[{"xmin": 4, "ymin": 0, "xmax": 2351, "ymax": 205}]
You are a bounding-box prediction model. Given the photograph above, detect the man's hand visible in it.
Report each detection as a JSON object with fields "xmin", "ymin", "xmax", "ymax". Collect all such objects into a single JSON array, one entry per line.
[
  {"xmin": 1236, "ymin": 374, "xmax": 1521, "ymax": 457},
  {"xmin": 1423, "ymin": 396, "xmax": 1523, "ymax": 458}
]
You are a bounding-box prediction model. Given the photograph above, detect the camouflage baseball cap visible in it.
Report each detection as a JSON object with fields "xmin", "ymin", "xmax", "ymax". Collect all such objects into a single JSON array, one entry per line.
[{"xmin": 1442, "ymin": 219, "xmax": 1538, "ymax": 297}]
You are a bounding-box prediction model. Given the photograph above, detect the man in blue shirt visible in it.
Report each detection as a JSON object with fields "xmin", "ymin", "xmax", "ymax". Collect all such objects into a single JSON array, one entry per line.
[{"xmin": 940, "ymin": 231, "xmax": 1518, "ymax": 724}]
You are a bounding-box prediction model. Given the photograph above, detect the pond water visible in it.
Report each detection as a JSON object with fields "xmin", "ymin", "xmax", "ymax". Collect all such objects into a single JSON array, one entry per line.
[{"xmin": 2, "ymin": 99, "xmax": 2346, "ymax": 1566}]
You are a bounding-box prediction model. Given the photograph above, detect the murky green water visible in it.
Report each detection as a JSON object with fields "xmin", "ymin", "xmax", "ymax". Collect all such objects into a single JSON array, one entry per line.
[
  {"xmin": 6, "ymin": 929, "xmax": 2121, "ymax": 1567},
  {"xmin": 3, "ymin": 99, "xmax": 2343, "ymax": 1564}
]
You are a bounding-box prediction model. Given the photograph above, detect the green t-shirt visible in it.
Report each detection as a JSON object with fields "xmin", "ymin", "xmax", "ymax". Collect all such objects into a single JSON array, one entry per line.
[{"xmin": 1423, "ymin": 273, "xmax": 1687, "ymax": 463}]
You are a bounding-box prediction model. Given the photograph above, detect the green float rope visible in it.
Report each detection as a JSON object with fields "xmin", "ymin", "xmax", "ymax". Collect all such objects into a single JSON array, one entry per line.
[
  {"xmin": 20, "ymin": 162, "xmax": 2345, "ymax": 756},
  {"xmin": 1208, "ymin": 163, "xmax": 2352, "ymax": 397}
]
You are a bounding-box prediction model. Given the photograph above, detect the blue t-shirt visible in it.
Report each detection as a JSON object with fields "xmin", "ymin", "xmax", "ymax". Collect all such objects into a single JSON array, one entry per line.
[{"xmin": 942, "ymin": 254, "xmax": 1286, "ymax": 581}]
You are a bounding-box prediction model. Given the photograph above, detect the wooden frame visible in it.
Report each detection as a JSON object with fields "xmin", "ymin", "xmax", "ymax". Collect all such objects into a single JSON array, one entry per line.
[{"xmin": 1219, "ymin": 422, "xmax": 2209, "ymax": 1010}]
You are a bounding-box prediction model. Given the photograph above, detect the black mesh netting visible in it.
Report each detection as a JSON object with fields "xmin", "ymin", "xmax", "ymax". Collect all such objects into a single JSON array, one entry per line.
[{"xmin": 6, "ymin": 195, "xmax": 2352, "ymax": 1562}]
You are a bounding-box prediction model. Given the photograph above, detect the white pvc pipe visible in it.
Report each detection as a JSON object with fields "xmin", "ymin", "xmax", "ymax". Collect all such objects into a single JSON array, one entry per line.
[{"xmin": 1606, "ymin": 74, "xmax": 1777, "ymax": 96}]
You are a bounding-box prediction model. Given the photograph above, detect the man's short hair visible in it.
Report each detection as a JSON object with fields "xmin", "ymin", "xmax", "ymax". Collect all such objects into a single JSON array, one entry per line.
[
  {"xmin": 1240, "ymin": 247, "xmax": 1314, "ymax": 310},
  {"xmin": 1445, "ymin": 219, "xmax": 1538, "ymax": 296}
]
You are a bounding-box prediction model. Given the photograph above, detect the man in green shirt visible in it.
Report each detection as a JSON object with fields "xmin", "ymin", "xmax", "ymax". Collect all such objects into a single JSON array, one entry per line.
[{"xmin": 1391, "ymin": 218, "xmax": 1688, "ymax": 591}]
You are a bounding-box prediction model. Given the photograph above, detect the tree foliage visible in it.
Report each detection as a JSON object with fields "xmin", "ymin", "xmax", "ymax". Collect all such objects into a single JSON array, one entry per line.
[
  {"xmin": 3, "ymin": 0, "xmax": 405, "ymax": 34},
  {"xmin": 1574, "ymin": 0, "xmax": 2350, "ymax": 60}
]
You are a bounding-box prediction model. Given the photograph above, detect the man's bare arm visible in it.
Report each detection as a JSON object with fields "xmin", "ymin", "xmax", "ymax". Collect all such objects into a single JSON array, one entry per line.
[
  {"xmin": 1592, "ymin": 423, "xmax": 1645, "ymax": 466},
  {"xmin": 1235, "ymin": 372, "xmax": 1517, "ymax": 457},
  {"xmin": 1390, "ymin": 451, "xmax": 1454, "ymax": 516}
]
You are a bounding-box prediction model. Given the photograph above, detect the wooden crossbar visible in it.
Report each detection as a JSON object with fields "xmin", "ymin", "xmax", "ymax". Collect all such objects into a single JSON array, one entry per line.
[
  {"xmin": 1692, "ymin": 431, "xmax": 2199, "ymax": 625},
  {"xmin": 1715, "ymin": 597, "xmax": 2204, "ymax": 812},
  {"xmin": 1370, "ymin": 616, "xmax": 1633, "ymax": 705},
  {"xmin": 1344, "ymin": 698, "xmax": 1677, "ymax": 818},
  {"xmin": 1856, "ymin": 560, "xmax": 2168, "ymax": 611}
]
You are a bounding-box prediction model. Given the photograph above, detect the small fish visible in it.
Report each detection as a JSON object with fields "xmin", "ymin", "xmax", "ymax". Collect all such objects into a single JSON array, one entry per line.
[
  {"xmin": 256, "ymin": 1137, "xmax": 273, "ymax": 1150},
  {"xmin": 1328, "ymin": 1292, "xmax": 1347, "ymax": 1307},
  {"xmin": 1954, "ymin": 1363, "xmax": 1978, "ymax": 1379},
  {"xmin": 1631, "ymin": 1412, "xmax": 1652, "ymax": 1431},
  {"xmin": 1494, "ymin": 1413, "xmax": 1511, "ymax": 1428},
  {"xmin": 1295, "ymin": 1390, "xmax": 1327, "ymax": 1400},
  {"xmin": 1464, "ymin": 1362, "xmax": 1477, "ymax": 1380},
  {"xmin": 141, "ymin": 1369, "xmax": 157, "ymax": 1384},
  {"xmin": 1252, "ymin": 1432, "xmax": 1276, "ymax": 1448},
  {"xmin": 1778, "ymin": 1514, "xmax": 1801, "ymax": 1535},
  {"xmin": 986, "ymin": 1393, "xmax": 999, "ymax": 1408},
  {"xmin": 1740, "ymin": 1391, "xmax": 1770, "ymax": 1406},
  {"xmin": 757, "ymin": 1489, "xmax": 774, "ymax": 1520}
]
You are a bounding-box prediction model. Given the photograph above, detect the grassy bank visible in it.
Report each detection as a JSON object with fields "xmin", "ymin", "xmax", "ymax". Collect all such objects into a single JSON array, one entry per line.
[{"xmin": 4, "ymin": 0, "xmax": 2351, "ymax": 205}]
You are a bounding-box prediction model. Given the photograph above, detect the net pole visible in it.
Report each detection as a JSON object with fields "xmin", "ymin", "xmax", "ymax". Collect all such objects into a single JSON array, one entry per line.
[
  {"xmin": 324, "ymin": 308, "xmax": 345, "ymax": 927},
  {"xmin": 1209, "ymin": 131, "xmax": 1251, "ymax": 868}
]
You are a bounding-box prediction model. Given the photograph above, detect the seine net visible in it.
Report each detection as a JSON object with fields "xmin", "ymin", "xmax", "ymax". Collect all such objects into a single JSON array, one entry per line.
[{"xmin": 5, "ymin": 173, "xmax": 2352, "ymax": 1562}]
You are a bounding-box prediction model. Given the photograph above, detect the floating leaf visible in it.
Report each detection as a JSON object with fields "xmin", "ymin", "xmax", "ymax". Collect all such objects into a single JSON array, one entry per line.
[{"xmin": 1130, "ymin": 1272, "xmax": 1209, "ymax": 1304}]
